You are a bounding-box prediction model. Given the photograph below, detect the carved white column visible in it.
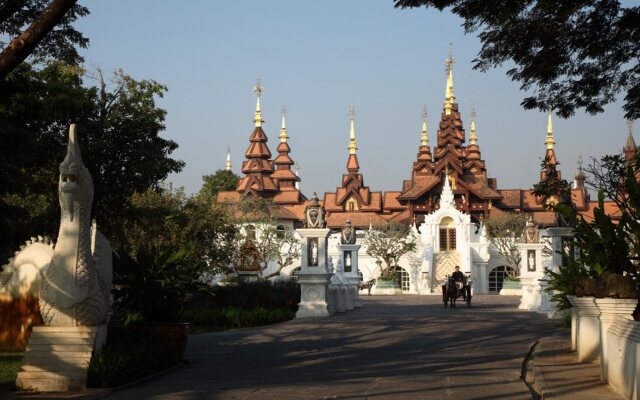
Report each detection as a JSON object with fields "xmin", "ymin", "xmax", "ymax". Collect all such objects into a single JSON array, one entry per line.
[
  {"xmin": 296, "ymin": 228, "xmax": 332, "ymax": 318},
  {"xmin": 518, "ymin": 242, "xmax": 545, "ymax": 310},
  {"xmin": 338, "ymin": 243, "xmax": 362, "ymax": 307}
]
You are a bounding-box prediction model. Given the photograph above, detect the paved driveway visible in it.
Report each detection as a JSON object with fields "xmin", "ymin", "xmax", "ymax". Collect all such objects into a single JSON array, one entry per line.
[{"xmin": 104, "ymin": 295, "xmax": 559, "ymax": 400}]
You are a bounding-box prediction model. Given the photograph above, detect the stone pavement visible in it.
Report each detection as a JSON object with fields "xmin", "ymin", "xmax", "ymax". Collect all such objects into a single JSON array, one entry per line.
[
  {"xmin": 98, "ymin": 295, "xmax": 559, "ymax": 399},
  {"xmin": 7, "ymin": 295, "xmax": 622, "ymax": 399},
  {"xmin": 525, "ymin": 336, "xmax": 622, "ymax": 400}
]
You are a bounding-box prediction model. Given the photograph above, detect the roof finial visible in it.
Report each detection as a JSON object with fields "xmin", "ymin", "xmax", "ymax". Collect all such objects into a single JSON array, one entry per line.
[
  {"xmin": 225, "ymin": 145, "xmax": 232, "ymax": 171},
  {"xmin": 348, "ymin": 105, "xmax": 357, "ymax": 155},
  {"xmin": 470, "ymin": 106, "xmax": 477, "ymax": 145},
  {"xmin": 252, "ymin": 77, "xmax": 264, "ymax": 127},
  {"xmin": 280, "ymin": 104, "xmax": 288, "ymax": 143},
  {"xmin": 577, "ymin": 154, "xmax": 583, "ymax": 169},
  {"xmin": 624, "ymin": 118, "xmax": 637, "ymax": 152},
  {"xmin": 545, "ymin": 110, "xmax": 555, "ymax": 150},
  {"xmin": 421, "ymin": 105, "xmax": 429, "ymax": 146},
  {"xmin": 444, "ymin": 42, "xmax": 455, "ymax": 116}
]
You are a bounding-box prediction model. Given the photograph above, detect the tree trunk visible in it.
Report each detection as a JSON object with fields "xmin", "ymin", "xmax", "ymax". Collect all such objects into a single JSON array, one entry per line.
[{"xmin": 0, "ymin": 0, "xmax": 78, "ymax": 79}]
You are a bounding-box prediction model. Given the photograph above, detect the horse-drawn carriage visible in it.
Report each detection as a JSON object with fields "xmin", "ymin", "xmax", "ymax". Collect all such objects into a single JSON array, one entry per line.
[{"xmin": 441, "ymin": 275, "xmax": 472, "ymax": 308}]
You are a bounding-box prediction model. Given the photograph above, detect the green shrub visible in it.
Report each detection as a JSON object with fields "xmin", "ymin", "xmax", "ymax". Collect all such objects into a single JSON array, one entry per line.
[
  {"xmin": 181, "ymin": 306, "xmax": 294, "ymax": 329},
  {"xmin": 201, "ymin": 279, "xmax": 300, "ymax": 311}
]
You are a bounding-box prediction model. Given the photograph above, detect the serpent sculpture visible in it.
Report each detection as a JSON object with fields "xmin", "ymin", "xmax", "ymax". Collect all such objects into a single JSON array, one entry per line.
[
  {"xmin": 39, "ymin": 124, "xmax": 112, "ymax": 326},
  {"xmin": 0, "ymin": 125, "xmax": 112, "ymax": 327}
]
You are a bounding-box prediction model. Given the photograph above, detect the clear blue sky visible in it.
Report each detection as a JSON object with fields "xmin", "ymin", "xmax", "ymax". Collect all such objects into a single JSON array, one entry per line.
[{"xmin": 76, "ymin": 0, "xmax": 631, "ymax": 196}]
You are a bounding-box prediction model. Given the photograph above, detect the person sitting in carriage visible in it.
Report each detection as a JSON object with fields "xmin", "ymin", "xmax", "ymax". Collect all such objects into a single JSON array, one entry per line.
[{"xmin": 451, "ymin": 265, "xmax": 466, "ymax": 299}]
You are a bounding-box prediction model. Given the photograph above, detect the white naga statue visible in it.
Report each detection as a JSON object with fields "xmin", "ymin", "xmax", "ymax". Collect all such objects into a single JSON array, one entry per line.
[{"xmin": 0, "ymin": 125, "xmax": 112, "ymax": 326}]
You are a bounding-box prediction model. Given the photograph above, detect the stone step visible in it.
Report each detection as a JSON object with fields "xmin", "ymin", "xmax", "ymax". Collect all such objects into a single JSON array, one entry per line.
[
  {"xmin": 22, "ymin": 356, "xmax": 92, "ymax": 367},
  {"xmin": 18, "ymin": 324, "xmax": 102, "ymax": 391},
  {"xmin": 17, "ymin": 371, "xmax": 86, "ymax": 380},
  {"xmin": 32, "ymin": 326, "xmax": 97, "ymax": 333},
  {"xmin": 27, "ymin": 344, "xmax": 93, "ymax": 352},
  {"xmin": 28, "ymin": 331, "xmax": 95, "ymax": 339},
  {"xmin": 20, "ymin": 364, "xmax": 86, "ymax": 373},
  {"xmin": 16, "ymin": 377, "xmax": 85, "ymax": 392},
  {"xmin": 28, "ymin": 337, "xmax": 93, "ymax": 346}
]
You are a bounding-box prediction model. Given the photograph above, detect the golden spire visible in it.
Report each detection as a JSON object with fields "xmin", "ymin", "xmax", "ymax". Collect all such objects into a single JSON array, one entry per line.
[
  {"xmin": 225, "ymin": 146, "xmax": 232, "ymax": 171},
  {"xmin": 444, "ymin": 43, "xmax": 455, "ymax": 116},
  {"xmin": 545, "ymin": 111, "xmax": 555, "ymax": 150},
  {"xmin": 280, "ymin": 105, "xmax": 288, "ymax": 143},
  {"xmin": 470, "ymin": 106, "xmax": 477, "ymax": 145},
  {"xmin": 348, "ymin": 105, "xmax": 357, "ymax": 155},
  {"xmin": 252, "ymin": 78, "xmax": 264, "ymax": 127},
  {"xmin": 421, "ymin": 105, "xmax": 428, "ymax": 146}
]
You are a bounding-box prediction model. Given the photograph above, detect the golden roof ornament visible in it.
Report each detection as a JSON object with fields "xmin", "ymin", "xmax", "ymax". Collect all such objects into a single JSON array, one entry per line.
[
  {"xmin": 470, "ymin": 106, "xmax": 477, "ymax": 145},
  {"xmin": 280, "ymin": 105, "xmax": 288, "ymax": 143},
  {"xmin": 444, "ymin": 43, "xmax": 456, "ymax": 116},
  {"xmin": 252, "ymin": 78, "xmax": 264, "ymax": 128},
  {"xmin": 348, "ymin": 105, "xmax": 357, "ymax": 155},
  {"xmin": 225, "ymin": 146, "xmax": 232, "ymax": 171},
  {"xmin": 545, "ymin": 111, "xmax": 555, "ymax": 150},
  {"xmin": 421, "ymin": 105, "xmax": 429, "ymax": 146}
]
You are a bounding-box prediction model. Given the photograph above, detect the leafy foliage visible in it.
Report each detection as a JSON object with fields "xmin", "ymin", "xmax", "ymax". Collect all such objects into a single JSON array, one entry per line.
[
  {"xmin": 0, "ymin": 62, "xmax": 184, "ymax": 261},
  {"xmin": 394, "ymin": 1, "xmax": 640, "ymax": 119},
  {"xmin": 0, "ymin": 0, "xmax": 89, "ymax": 77},
  {"xmin": 199, "ymin": 169, "xmax": 239, "ymax": 200},
  {"xmin": 205, "ymin": 279, "xmax": 300, "ymax": 311},
  {"xmin": 121, "ymin": 187, "xmax": 237, "ymax": 279},
  {"xmin": 112, "ymin": 242, "xmax": 213, "ymax": 325},
  {"xmin": 535, "ymin": 154, "xmax": 640, "ymax": 312},
  {"xmin": 484, "ymin": 212, "xmax": 526, "ymax": 277},
  {"xmin": 223, "ymin": 198, "xmax": 302, "ymax": 278},
  {"xmin": 364, "ymin": 222, "xmax": 417, "ymax": 278}
]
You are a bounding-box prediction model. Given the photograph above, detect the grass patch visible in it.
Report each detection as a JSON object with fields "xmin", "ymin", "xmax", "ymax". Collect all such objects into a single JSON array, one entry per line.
[{"xmin": 0, "ymin": 351, "xmax": 23, "ymax": 391}]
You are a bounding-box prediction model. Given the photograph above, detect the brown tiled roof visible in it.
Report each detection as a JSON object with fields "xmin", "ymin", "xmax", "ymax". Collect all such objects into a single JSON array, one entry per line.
[
  {"xmin": 578, "ymin": 201, "xmax": 621, "ymax": 223},
  {"xmin": 387, "ymin": 208, "xmax": 412, "ymax": 224},
  {"xmin": 397, "ymin": 176, "xmax": 439, "ymax": 200},
  {"xmin": 498, "ymin": 190, "xmax": 522, "ymax": 208},
  {"xmin": 383, "ymin": 192, "xmax": 405, "ymax": 210},
  {"xmin": 346, "ymin": 154, "xmax": 360, "ymax": 172},
  {"xmin": 326, "ymin": 212, "xmax": 388, "ymax": 229},
  {"xmin": 274, "ymin": 190, "xmax": 302, "ymax": 204}
]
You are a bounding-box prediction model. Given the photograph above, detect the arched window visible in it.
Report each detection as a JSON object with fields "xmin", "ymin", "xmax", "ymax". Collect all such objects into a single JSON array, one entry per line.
[
  {"xmin": 345, "ymin": 197, "xmax": 359, "ymax": 211},
  {"xmin": 276, "ymin": 224, "xmax": 286, "ymax": 238},
  {"xmin": 488, "ymin": 266, "xmax": 515, "ymax": 292},
  {"xmin": 439, "ymin": 217, "xmax": 456, "ymax": 251},
  {"xmin": 398, "ymin": 267, "xmax": 410, "ymax": 291}
]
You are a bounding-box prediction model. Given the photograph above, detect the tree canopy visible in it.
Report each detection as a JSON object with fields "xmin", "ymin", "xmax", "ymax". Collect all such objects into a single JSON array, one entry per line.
[
  {"xmin": 484, "ymin": 212, "xmax": 526, "ymax": 277},
  {"xmin": 0, "ymin": 0, "xmax": 88, "ymax": 78},
  {"xmin": 364, "ymin": 222, "xmax": 417, "ymax": 278},
  {"xmin": 0, "ymin": 61, "xmax": 184, "ymax": 259},
  {"xmin": 199, "ymin": 169, "xmax": 239, "ymax": 200},
  {"xmin": 394, "ymin": 0, "xmax": 640, "ymax": 119}
]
